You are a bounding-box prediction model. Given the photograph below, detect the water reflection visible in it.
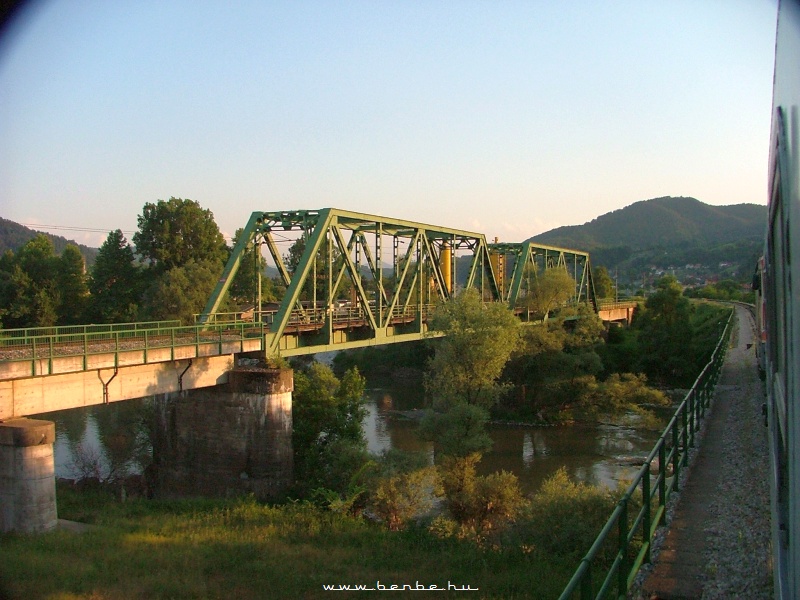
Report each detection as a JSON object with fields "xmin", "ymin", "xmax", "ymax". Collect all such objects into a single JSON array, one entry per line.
[
  {"xmin": 362, "ymin": 386, "xmax": 662, "ymax": 494},
  {"xmin": 47, "ymin": 384, "xmax": 662, "ymax": 496},
  {"xmin": 47, "ymin": 401, "xmax": 151, "ymax": 481}
]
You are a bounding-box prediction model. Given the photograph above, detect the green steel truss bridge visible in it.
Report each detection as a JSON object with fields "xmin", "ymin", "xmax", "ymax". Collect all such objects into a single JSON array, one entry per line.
[
  {"xmin": 0, "ymin": 208, "xmax": 626, "ymax": 419},
  {"xmin": 201, "ymin": 208, "xmax": 598, "ymax": 355}
]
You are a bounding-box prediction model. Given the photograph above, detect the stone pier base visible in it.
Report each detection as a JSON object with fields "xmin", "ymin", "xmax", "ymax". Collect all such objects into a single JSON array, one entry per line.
[
  {"xmin": 152, "ymin": 368, "xmax": 293, "ymax": 500},
  {"xmin": 0, "ymin": 418, "xmax": 57, "ymax": 533}
]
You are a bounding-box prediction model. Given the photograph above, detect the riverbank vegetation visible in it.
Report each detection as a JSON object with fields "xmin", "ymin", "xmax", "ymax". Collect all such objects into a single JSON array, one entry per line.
[
  {"xmin": 336, "ymin": 274, "xmax": 730, "ymax": 427},
  {"xmin": 0, "ymin": 475, "xmax": 628, "ymax": 599}
]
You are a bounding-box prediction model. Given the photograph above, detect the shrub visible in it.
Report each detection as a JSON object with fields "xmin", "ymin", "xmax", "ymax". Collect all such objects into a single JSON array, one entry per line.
[
  {"xmin": 519, "ymin": 468, "xmax": 621, "ymax": 562},
  {"xmin": 438, "ymin": 454, "xmax": 528, "ymax": 534},
  {"xmin": 370, "ymin": 466, "xmax": 441, "ymax": 531}
]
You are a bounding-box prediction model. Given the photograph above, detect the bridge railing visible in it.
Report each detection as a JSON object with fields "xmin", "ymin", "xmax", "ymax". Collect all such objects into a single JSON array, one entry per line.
[
  {"xmin": 0, "ymin": 302, "xmax": 442, "ymax": 377},
  {"xmin": 596, "ymin": 299, "xmax": 640, "ymax": 311},
  {"xmin": 0, "ymin": 320, "xmax": 182, "ymax": 345},
  {"xmin": 0, "ymin": 320, "xmax": 269, "ymax": 377},
  {"xmin": 558, "ymin": 307, "xmax": 734, "ymax": 600},
  {"xmin": 195, "ymin": 303, "xmax": 438, "ymax": 329}
]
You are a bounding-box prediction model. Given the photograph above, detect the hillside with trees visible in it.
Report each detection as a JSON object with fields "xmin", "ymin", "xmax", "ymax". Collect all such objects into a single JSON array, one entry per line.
[
  {"xmin": 530, "ymin": 197, "xmax": 765, "ymax": 289},
  {"xmin": 0, "ymin": 217, "xmax": 99, "ymax": 266}
]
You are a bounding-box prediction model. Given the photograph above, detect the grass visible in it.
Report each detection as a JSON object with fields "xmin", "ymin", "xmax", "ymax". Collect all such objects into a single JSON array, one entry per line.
[{"xmin": 0, "ymin": 484, "xmax": 577, "ymax": 599}]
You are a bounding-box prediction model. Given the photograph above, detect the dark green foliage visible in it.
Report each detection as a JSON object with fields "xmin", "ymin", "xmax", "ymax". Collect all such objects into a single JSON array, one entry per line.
[
  {"xmin": 133, "ymin": 197, "xmax": 227, "ymax": 271},
  {"xmin": 592, "ymin": 265, "xmax": 615, "ymax": 299},
  {"xmin": 634, "ymin": 275, "xmax": 694, "ymax": 385},
  {"xmin": 88, "ymin": 229, "xmax": 142, "ymax": 323},
  {"xmin": 57, "ymin": 245, "xmax": 90, "ymax": 325},
  {"xmin": 501, "ymin": 312, "xmax": 606, "ymax": 422},
  {"xmin": 292, "ymin": 363, "xmax": 369, "ymax": 497},
  {"xmin": 597, "ymin": 323, "xmax": 641, "ymax": 375},
  {"xmin": 140, "ymin": 259, "xmax": 227, "ymax": 325},
  {"xmin": 0, "ymin": 235, "xmax": 89, "ymax": 328}
]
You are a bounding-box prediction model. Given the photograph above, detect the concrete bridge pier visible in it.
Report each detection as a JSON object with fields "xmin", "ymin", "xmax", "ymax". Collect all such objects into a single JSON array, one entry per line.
[
  {"xmin": 151, "ymin": 367, "xmax": 293, "ymax": 500},
  {"xmin": 0, "ymin": 418, "xmax": 57, "ymax": 533}
]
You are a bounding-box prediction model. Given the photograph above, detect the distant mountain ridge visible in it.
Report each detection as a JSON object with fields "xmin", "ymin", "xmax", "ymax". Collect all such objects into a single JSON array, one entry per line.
[
  {"xmin": 529, "ymin": 197, "xmax": 766, "ymax": 284},
  {"xmin": 530, "ymin": 197, "xmax": 765, "ymax": 250},
  {"xmin": 0, "ymin": 217, "xmax": 99, "ymax": 266}
]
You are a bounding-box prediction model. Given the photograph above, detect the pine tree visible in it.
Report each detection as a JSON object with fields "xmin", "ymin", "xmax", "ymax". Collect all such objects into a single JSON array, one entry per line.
[{"xmin": 89, "ymin": 230, "xmax": 141, "ymax": 323}]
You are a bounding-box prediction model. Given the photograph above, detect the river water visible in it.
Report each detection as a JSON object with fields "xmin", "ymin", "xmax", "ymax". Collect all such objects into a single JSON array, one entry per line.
[{"xmin": 48, "ymin": 382, "xmax": 664, "ymax": 495}]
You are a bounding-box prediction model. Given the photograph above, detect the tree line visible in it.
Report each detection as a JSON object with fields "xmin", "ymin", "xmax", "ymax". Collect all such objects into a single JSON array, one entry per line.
[{"xmin": 0, "ymin": 197, "xmax": 279, "ymax": 329}]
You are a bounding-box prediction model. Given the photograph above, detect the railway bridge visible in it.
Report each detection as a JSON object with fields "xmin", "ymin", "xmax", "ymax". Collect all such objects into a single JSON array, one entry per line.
[{"xmin": 0, "ymin": 207, "xmax": 633, "ymax": 532}]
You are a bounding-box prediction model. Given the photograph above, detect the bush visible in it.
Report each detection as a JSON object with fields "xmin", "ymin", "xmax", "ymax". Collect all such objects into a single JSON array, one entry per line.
[
  {"xmin": 370, "ymin": 466, "xmax": 441, "ymax": 531},
  {"xmin": 519, "ymin": 468, "xmax": 621, "ymax": 562},
  {"xmin": 438, "ymin": 453, "xmax": 528, "ymax": 534}
]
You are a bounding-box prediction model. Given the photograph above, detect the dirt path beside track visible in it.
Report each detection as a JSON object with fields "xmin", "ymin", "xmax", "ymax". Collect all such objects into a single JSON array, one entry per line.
[{"xmin": 635, "ymin": 304, "xmax": 772, "ymax": 599}]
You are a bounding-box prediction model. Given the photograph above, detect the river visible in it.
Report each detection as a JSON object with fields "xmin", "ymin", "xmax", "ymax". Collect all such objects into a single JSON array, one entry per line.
[{"xmin": 48, "ymin": 382, "xmax": 664, "ymax": 496}]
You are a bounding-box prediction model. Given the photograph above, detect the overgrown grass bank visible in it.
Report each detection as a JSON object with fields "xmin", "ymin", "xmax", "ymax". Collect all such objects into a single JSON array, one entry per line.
[{"xmin": 0, "ymin": 484, "xmax": 580, "ymax": 600}]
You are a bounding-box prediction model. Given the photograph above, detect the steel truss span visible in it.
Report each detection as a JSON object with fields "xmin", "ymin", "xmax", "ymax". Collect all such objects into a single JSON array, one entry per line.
[{"xmin": 199, "ymin": 208, "xmax": 598, "ymax": 357}]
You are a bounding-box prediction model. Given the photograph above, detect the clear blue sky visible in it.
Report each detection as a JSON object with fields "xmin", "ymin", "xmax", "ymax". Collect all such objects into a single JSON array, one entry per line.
[{"xmin": 0, "ymin": 0, "xmax": 778, "ymax": 248}]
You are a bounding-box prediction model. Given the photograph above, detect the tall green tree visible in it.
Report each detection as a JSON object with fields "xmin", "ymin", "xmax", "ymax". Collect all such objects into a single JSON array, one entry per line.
[
  {"xmin": 133, "ymin": 197, "xmax": 227, "ymax": 271},
  {"xmin": 0, "ymin": 254, "xmax": 34, "ymax": 328},
  {"xmin": 635, "ymin": 275, "xmax": 693, "ymax": 384},
  {"xmin": 89, "ymin": 230, "xmax": 142, "ymax": 323},
  {"xmin": 57, "ymin": 245, "xmax": 89, "ymax": 325},
  {"xmin": 15, "ymin": 234, "xmax": 59, "ymax": 286},
  {"xmin": 522, "ymin": 268, "xmax": 575, "ymax": 320},
  {"xmin": 292, "ymin": 363, "xmax": 368, "ymax": 495},
  {"xmin": 0, "ymin": 235, "xmax": 60, "ymax": 327},
  {"xmin": 141, "ymin": 259, "xmax": 225, "ymax": 324},
  {"xmin": 424, "ymin": 288, "xmax": 520, "ymax": 411},
  {"xmin": 592, "ymin": 266, "xmax": 615, "ymax": 299}
]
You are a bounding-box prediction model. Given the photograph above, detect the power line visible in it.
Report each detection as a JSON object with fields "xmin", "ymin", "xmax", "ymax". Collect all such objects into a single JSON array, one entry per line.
[{"xmin": 19, "ymin": 223, "xmax": 136, "ymax": 235}]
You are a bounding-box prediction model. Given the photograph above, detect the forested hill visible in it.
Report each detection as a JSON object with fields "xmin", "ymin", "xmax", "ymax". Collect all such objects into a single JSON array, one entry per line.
[
  {"xmin": 0, "ymin": 217, "xmax": 99, "ymax": 266},
  {"xmin": 529, "ymin": 196, "xmax": 766, "ymax": 280},
  {"xmin": 531, "ymin": 197, "xmax": 764, "ymax": 250}
]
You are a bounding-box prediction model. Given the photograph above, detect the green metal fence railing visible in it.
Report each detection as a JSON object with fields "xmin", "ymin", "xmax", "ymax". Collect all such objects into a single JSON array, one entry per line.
[
  {"xmin": 0, "ymin": 321, "xmax": 269, "ymax": 377},
  {"xmin": 558, "ymin": 307, "xmax": 734, "ymax": 600},
  {"xmin": 0, "ymin": 302, "xmax": 443, "ymax": 378},
  {"xmin": 0, "ymin": 320, "xmax": 182, "ymax": 345}
]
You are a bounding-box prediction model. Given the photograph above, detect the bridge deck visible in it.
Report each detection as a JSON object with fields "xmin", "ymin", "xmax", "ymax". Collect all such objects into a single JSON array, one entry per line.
[
  {"xmin": 0, "ymin": 300, "xmax": 635, "ymax": 382},
  {"xmin": 637, "ymin": 305, "xmax": 771, "ymax": 598}
]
